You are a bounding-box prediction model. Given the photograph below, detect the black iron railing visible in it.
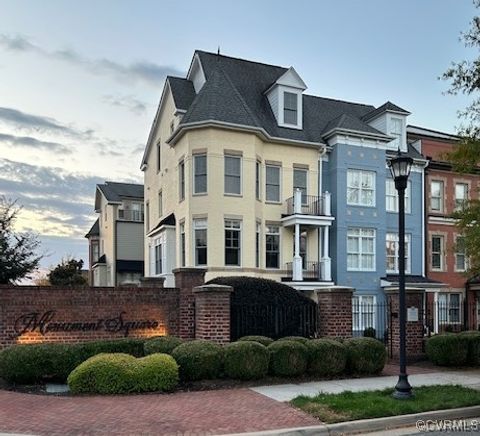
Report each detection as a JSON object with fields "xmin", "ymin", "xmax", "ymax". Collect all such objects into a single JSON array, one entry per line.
[
  {"xmin": 286, "ymin": 195, "xmax": 324, "ymax": 216},
  {"xmin": 284, "ymin": 261, "xmax": 321, "ymax": 280}
]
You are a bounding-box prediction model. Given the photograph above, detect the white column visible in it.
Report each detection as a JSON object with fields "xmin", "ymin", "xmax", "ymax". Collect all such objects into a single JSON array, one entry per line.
[
  {"xmin": 321, "ymin": 226, "xmax": 331, "ymax": 281},
  {"xmin": 293, "ymin": 223, "xmax": 303, "ymax": 281}
]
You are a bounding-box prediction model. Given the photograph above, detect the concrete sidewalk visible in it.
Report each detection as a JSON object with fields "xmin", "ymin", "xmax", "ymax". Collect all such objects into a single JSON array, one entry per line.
[{"xmin": 251, "ymin": 369, "xmax": 480, "ymax": 401}]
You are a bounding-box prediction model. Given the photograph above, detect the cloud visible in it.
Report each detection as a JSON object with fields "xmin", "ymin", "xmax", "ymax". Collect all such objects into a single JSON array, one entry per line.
[
  {"xmin": 0, "ymin": 132, "xmax": 72, "ymax": 154},
  {"xmin": 0, "ymin": 106, "xmax": 92, "ymax": 138},
  {"xmin": 103, "ymin": 94, "xmax": 148, "ymax": 115},
  {"xmin": 0, "ymin": 34, "xmax": 183, "ymax": 86}
]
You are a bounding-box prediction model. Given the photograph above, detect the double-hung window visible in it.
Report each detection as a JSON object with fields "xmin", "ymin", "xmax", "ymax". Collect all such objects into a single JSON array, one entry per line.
[
  {"xmin": 156, "ymin": 141, "xmax": 161, "ymax": 172},
  {"xmin": 386, "ymin": 179, "xmax": 411, "ymax": 213},
  {"xmin": 266, "ymin": 225, "xmax": 280, "ymax": 268},
  {"xmin": 431, "ymin": 235, "xmax": 444, "ymax": 270},
  {"xmin": 389, "ymin": 117, "xmax": 403, "ymax": 149},
  {"xmin": 158, "ymin": 191, "xmax": 163, "ymax": 218},
  {"xmin": 283, "ymin": 92, "xmax": 298, "ymax": 125},
  {"xmin": 293, "ymin": 168, "xmax": 307, "ymax": 204},
  {"xmin": 154, "ymin": 239, "xmax": 162, "ymax": 275},
  {"xmin": 194, "ymin": 219, "xmax": 207, "ymax": 266},
  {"xmin": 180, "ymin": 222, "xmax": 186, "ymax": 267},
  {"xmin": 193, "ymin": 154, "xmax": 207, "ymax": 194},
  {"xmin": 255, "ymin": 222, "xmax": 261, "ymax": 268},
  {"xmin": 225, "ymin": 155, "xmax": 241, "ymax": 195},
  {"xmin": 455, "ymin": 236, "xmax": 467, "ymax": 272},
  {"xmin": 455, "ymin": 183, "xmax": 468, "ymax": 211},
  {"xmin": 430, "ymin": 180, "xmax": 443, "ymax": 212},
  {"xmin": 179, "ymin": 160, "xmax": 185, "ymax": 201},
  {"xmin": 256, "ymin": 161, "xmax": 261, "ymax": 200},
  {"xmin": 386, "ymin": 233, "xmax": 411, "ymax": 273},
  {"xmin": 225, "ymin": 220, "xmax": 241, "ymax": 266},
  {"xmin": 438, "ymin": 293, "xmax": 461, "ymax": 324},
  {"xmin": 266, "ymin": 165, "xmax": 280, "ymax": 202},
  {"xmin": 347, "ymin": 228, "xmax": 375, "ymax": 271},
  {"xmin": 352, "ymin": 295, "xmax": 376, "ymax": 332},
  {"xmin": 347, "ymin": 169, "xmax": 375, "ymax": 206}
]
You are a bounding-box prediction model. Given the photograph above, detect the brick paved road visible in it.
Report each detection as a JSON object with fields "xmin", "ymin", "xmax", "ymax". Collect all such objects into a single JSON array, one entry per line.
[{"xmin": 0, "ymin": 388, "xmax": 319, "ymax": 435}]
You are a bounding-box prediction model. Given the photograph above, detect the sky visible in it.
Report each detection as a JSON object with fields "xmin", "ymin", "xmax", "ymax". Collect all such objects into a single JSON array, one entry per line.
[{"xmin": 0, "ymin": 0, "xmax": 477, "ymax": 272}]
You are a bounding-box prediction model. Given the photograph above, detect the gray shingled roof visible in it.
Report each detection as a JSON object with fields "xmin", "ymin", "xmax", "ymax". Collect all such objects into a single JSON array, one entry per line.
[
  {"xmin": 170, "ymin": 51, "xmax": 389, "ymax": 144},
  {"xmin": 362, "ymin": 101, "xmax": 410, "ymax": 122},
  {"xmin": 321, "ymin": 113, "xmax": 386, "ymax": 137},
  {"xmin": 98, "ymin": 182, "xmax": 144, "ymax": 202},
  {"xmin": 168, "ymin": 76, "xmax": 196, "ymax": 111},
  {"xmin": 386, "ymin": 143, "xmax": 426, "ymax": 161},
  {"xmin": 85, "ymin": 218, "xmax": 99, "ymax": 238}
]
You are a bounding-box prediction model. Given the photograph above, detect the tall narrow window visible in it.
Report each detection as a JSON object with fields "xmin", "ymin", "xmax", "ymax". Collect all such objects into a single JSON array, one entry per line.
[
  {"xmin": 284, "ymin": 92, "xmax": 298, "ymax": 125},
  {"xmin": 194, "ymin": 219, "xmax": 207, "ymax": 266},
  {"xmin": 145, "ymin": 201, "xmax": 150, "ymax": 232},
  {"xmin": 430, "ymin": 180, "xmax": 444, "ymax": 212},
  {"xmin": 224, "ymin": 155, "xmax": 241, "ymax": 195},
  {"xmin": 293, "ymin": 168, "xmax": 308, "ymax": 203},
  {"xmin": 300, "ymin": 230, "xmax": 307, "ymax": 268},
  {"xmin": 455, "ymin": 183, "xmax": 468, "ymax": 211},
  {"xmin": 179, "ymin": 160, "xmax": 185, "ymax": 201},
  {"xmin": 455, "ymin": 236, "xmax": 467, "ymax": 271},
  {"xmin": 266, "ymin": 165, "xmax": 280, "ymax": 202},
  {"xmin": 266, "ymin": 225, "xmax": 280, "ymax": 268},
  {"xmin": 157, "ymin": 140, "xmax": 161, "ymax": 172},
  {"xmin": 225, "ymin": 220, "xmax": 241, "ymax": 266},
  {"xmin": 154, "ymin": 241, "xmax": 162, "ymax": 275},
  {"xmin": 180, "ymin": 222, "xmax": 186, "ymax": 267},
  {"xmin": 347, "ymin": 169, "xmax": 375, "ymax": 206},
  {"xmin": 386, "ymin": 233, "xmax": 411, "ymax": 273},
  {"xmin": 389, "ymin": 117, "xmax": 403, "ymax": 149},
  {"xmin": 256, "ymin": 161, "xmax": 261, "ymax": 200},
  {"xmin": 91, "ymin": 241, "xmax": 99, "ymax": 263},
  {"xmin": 255, "ymin": 222, "xmax": 260, "ymax": 268},
  {"xmin": 386, "ymin": 179, "xmax": 411, "ymax": 213},
  {"xmin": 347, "ymin": 228, "xmax": 375, "ymax": 271},
  {"xmin": 158, "ymin": 191, "xmax": 163, "ymax": 218},
  {"xmin": 194, "ymin": 154, "xmax": 207, "ymax": 194},
  {"xmin": 431, "ymin": 235, "xmax": 444, "ymax": 270}
]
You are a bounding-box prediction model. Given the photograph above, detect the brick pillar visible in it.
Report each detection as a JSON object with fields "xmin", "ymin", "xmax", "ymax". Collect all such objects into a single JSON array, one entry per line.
[
  {"xmin": 386, "ymin": 288, "xmax": 425, "ymax": 361},
  {"xmin": 193, "ymin": 284, "xmax": 233, "ymax": 344},
  {"xmin": 173, "ymin": 268, "xmax": 206, "ymax": 340},
  {"xmin": 313, "ymin": 287, "xmax": 353, "ymax": 338}
]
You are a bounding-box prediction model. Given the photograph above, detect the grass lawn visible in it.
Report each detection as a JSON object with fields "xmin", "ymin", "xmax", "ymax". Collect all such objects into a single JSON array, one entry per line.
[{"xmin": 291, "ymin": 385, "xmax": 480, "ymax": 423}]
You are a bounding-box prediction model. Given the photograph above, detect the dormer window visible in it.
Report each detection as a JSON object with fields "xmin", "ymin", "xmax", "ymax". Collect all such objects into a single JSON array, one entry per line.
[
  {"xmin": 390, "ymin": 117, "xmax": 403, "ymax": 149},
  {"xmin": 284, "ymin": 92, "xmax": 298, "ymax": 125}
]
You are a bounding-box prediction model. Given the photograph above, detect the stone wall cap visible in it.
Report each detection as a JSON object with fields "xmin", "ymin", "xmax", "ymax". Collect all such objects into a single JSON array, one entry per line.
[
  {"xmin": 172, "ymin": 267, "xmax": 207, "ymax": 274},
  {"xmin": 385, "ymin": 287, "xmax": 426, "ymax": 294},
  {"xmin": 193, "ymin": 284, "xmax": 233, "ymax": 293},
  {"xmin": 313, "ymin": 286, "xmax": 355, "ymax": 294}
]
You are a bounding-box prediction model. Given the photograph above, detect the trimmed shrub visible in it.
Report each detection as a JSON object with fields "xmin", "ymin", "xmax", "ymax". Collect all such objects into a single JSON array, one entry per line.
[
  {"xmin": 344, "ymin": 337, "xmax": 387, "ymax": 375},
  {"xmin": 459, "ymin": 331, "xmax": 480, "ymax": 366},
  {"xmin": 426, "ymin": 334, "xmax": 469, "ymax": 366},
  {"xmin": 0, "ymin": 338, "xmax": 146, "ymax": 384},
  {"xmin": 171, "ymin": 340, "xmax": 224, "ymax": 381},
  {"xmin": 238, "ymin": 336, "xmax": 274, "ymax": 347},
  {"xmin": 306, "ymin": 339, "xmax": 347, "ymax": 376},
  {"xmin": 267, "ymin": 340, "xmax": 308, "ymax": 377},
  {"xmin": 277, "ymin": 336, "xmax": 310, "ymax": 345},
  {"xmin": 144, "ymin": 336, "xmax": 184, "ymax": 355},
  {"xmin": 67, "ymin": 352, "xmax": 179, "ymax": 394},
  {"xmin": 224, "ymin": 341, "xmax": 269, "ymax": 380}
]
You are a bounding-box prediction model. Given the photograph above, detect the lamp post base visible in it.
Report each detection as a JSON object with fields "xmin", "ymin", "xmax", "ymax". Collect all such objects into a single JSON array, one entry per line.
[{"xmin": 393, "ymin": 374, "xmax": 413, "ymax": 399}]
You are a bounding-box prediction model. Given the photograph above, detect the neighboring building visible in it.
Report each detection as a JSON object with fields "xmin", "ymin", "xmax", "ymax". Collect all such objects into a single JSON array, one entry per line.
[
  {"xmin": 407, "ymin": 125, "xmax": 479, "ymax": 332},
  {"xmin": 141, "ymin": 50, "xmax": 427, "ymax": 333},
  {"xmin": 85, "ymin": 182, "xmax": 145, "ymax": 286}
]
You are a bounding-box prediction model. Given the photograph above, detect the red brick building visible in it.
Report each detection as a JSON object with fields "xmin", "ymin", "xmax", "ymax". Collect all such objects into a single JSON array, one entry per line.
[{"xmin": 408, "ymin": 125, "xmax": 479, "ymax": 332}]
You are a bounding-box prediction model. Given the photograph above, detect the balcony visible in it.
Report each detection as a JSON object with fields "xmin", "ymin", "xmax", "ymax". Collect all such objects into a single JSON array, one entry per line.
[
  {"xmin": 282, "ymin": 260, "xmax": 333, "ymax": 287},
  {"xmin": 282, "ymin": 190, "xmax": 334, "ymax": 228},
  {"xmin": 118, "ymin": 209, "xmax": 144, "ymax": 222}
]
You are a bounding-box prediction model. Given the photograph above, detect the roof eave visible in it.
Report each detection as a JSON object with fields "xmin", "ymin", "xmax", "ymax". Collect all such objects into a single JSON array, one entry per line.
[{"xmin": 322, "ymin": 127, "xmax": 393, "ymax": 142}]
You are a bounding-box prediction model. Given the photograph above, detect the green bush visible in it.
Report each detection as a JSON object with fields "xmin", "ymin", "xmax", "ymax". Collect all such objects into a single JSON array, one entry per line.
[
  {"xmin": 67, "ymin": 352, "xmax": 179, "ymax": 394},
  {"xmin": 426, "ymin": 334, "xmax": 469, "ymax": 366},
  {"xmin": 0, "ymin": 338, "xmax": 146, "ymax": 384},
  {"xmin": 459, "ymin": 331, "xmax": 480, "ymax": 365},
  {"xmin": 237, "ymin": 336, "xmax": 274, "ymax": 347},
  {"xmin": 363, "ymin": 327, "xmax": 376, "ymax": 338},
  {"xmin": 344, "ymin": 337, "xmax": 387, "ymax": 375},
  {"xmin": 267, "ymin": 340, "xmax": 308, "ymax": 377},
  {"xmin": 277, "ymin": 336, "xmax": 310, "ymax": 345},
  {"xmin": 171, "ymin": 340, "xmax": 224, "ymax": 381},
  {"xmin": 224, "ymin": 341, "xmax": 269, "ymax": 380},
  {"xmin": 307, "ymin": 339, "xmax": 347, "ymax": 376},
  {"xmin": 144, "ymin": 336, "xmax": 184, "ymax": 355}
]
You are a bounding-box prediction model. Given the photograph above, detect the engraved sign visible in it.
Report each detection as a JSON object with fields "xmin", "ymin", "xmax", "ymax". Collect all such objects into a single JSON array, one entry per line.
[{"xmin": 407, "ymin": 307, "xmax": 419, "ymax": 322}]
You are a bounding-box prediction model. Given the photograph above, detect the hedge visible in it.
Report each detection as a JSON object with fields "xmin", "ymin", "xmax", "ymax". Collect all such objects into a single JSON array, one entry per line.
[
  {"xmin": 277, "ymin": 336, "xmax": 310, "ymax": 345},
  {"xmin": 144, "ymin": 336, "xmax": 184, "ymax": 355},
  {"xmin": 0, "ymin": 338, "xmax": 145, "ymax": 384},
  {"xmin": 426, "ymin": 334, "xmax": 469, "ymax": 366},
  {"xmin": 344, "ymin": 337, "xmax": 386, "ymax": 375},
  {"xmin": 67, "ymin": 353, "xmax": 179, "ymax": 394},
  {"xmin": 459, "ymin": 331, "xmax": 480, "ymax": 366},
  {"xmin": 237, "ymin": 336, "xmax": 274, "ymax": 347},
  {"xmin": 171, "ymin": 340, "xmax": 224, "ymax": 381},
  {"xmin": 267, "ymin": 340, "xmax": 308, "ymax": 376},
  {"xmin": 307, "ymin": 339, "xmax": 347, "ymax": 376},
  {"xmin": 224, "ymin": 341, "xmax": 269, "ymax": 380}
]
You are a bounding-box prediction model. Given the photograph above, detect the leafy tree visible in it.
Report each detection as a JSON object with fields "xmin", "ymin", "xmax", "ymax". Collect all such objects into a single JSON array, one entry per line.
[
  {"xmin": 0, "ymin": 197, "xmax": 42, "ymax": 284},
  {"xmin": 442, "ymin": 1, "xmax": 480, "ymax": 276},
  {"xmin": 48, "ymin": 258, "xmax": 88, "ymax": 286}
]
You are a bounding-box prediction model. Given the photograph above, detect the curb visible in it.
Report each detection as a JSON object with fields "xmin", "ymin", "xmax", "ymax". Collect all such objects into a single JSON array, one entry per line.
[{"xmin": 227, "ymin": 405, "xmax": 480, "ymax": 435}]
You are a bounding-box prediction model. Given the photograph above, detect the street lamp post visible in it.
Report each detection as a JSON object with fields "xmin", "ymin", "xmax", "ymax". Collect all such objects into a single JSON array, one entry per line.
[{"xmin": 388, "ymin": 150, "xmax": 414, "ymax": 400}]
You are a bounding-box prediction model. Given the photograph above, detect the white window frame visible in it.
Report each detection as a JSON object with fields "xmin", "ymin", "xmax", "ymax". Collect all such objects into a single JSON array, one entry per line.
[
  {"xmin": 389, "ymin": 117, "xmax": 403, "ymax": 150},
  {"xmin": 180, "ymin": 222, "xmax": 186, "ymax": 267},
  {"xmin": 265, "ymin": 164, "xmax": 281, "ymax": 203},
  {"xmin": 347, "ymin": 169, "xmax": 376, "ymax": 207},
  {"xmin": 352, "ymin": 295, "xmax": 377, "ymax": 332},
  {"xmin": 386, "ymin": 233, "xmax": 411, "ymax": 274},
  {"xmin": 430, "ymin": 180, "xmax": 444, "ymax": 212},
  {"xmin": 154, "ymin": 238, "xmax": 162, "ymax": 276},
  {"xmin": 455, "ymin": 235, "xmax": 468, "ymax": 272},
  {"xmin": 225, "ymin": 219, "xmax": 242, "ymax": 266},
  {"xmin": 158, "ymin": 191, "xmax": 163, "ymax": 218},
  {"xmin": 431, "ymin": 235, "xmax": 444, "ymax": 271},
  {"xmin": 194, "ymin": 218, "xmax": 207, "ymax": 266},
  {"xmin": 347, "ymin": 227, "xmax": 376, "ymax": 271},
  {"xmin": 437, "ymin": 292, "xmax": 462, "ymax": 325},
  {"xmin": 256, "ymin": 161, "xmax": 261, "ymax": 201},
  {"xmin": 224, "ymin": 155, "xmax": 242, "ymax": 195},
  {"xmin": 179, "ymin": 160, "xmax": 185, "ymax": 201},
  {"xmin": 193, "ymin": 153, "xmax": 207, "ymax": 195},
  {"xmin": 283, "ymin": 91, "xmax": 298, "ymax": 126},
  {"xmin": 386, "ymin": 179, "xmax": 411, "ymax": 213},
  {"xmin": 265, "ymin": 225, "xmax": 280, "ymax": 269},
  {"xmin": 255, "ymin": 221, "xmax": 261, "ymax": 268},
  {"xmin": 455, "ymin": 183, "xmax": 468, "ymax": 211},
  {"xmin": 293, "ymin": 168, "xmax": 308, "ymax": 204}
]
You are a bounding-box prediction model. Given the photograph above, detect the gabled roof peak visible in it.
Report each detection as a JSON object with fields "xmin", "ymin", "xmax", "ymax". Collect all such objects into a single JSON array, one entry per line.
[
  {"xmin": 272, "ymin": 66, "xmax": 307, "ymax": 91},
  {"xmin": 362, "ymin": 101, "xmax": 410, "ymax": 122}
]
